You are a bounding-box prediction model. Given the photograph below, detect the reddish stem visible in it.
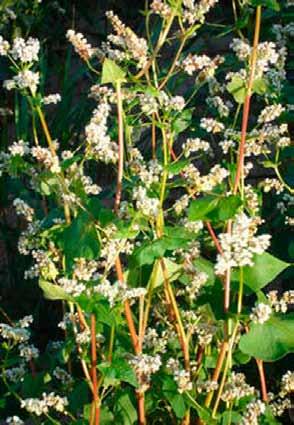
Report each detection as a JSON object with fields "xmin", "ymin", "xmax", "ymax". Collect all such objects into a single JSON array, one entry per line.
[
  {"xmin": 256, "ymin": 359, "xmax": 268, "ymax": 402},
  {"xmin": 205, "ymin": 221, "xmax": 223, "ymax": 255}
]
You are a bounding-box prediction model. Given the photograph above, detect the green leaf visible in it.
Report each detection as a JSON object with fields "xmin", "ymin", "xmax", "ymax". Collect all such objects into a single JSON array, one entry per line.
[
  {"xmin": 61, "ymin": 154, "xmax": 83, "ymax": 171},
  {"xmin": 239, "ymin": 314, "xmax": 294, "ymax": 361},
  {"xmin": 130, "ymin": 233, "xmax": 192, "ymax": 267},
  {"xmin": 39, "ymin": 279, "xmax": 73, "ymax": 301},
  {"xmin": 232, "ymin": 252, "xmax": 290, "ymax": 292},
  {"xmin": 149, "ymin": 258, "xmax": 182, "ymax": 289},
  {"xmin": 171, "ymin": 109, "xmax": 193, "ymax": 134},
  {"xmin": 249, "ymin": 0, "xmax": 280, "ymax": 11},
  {"xmin": 114, "ymin": 393, "xmax": 137, "ymax": 425},
  {"xmin": 162, "ymin": 377, "xmax": 186, "ymax": 418},
  {"xmin": 193, "ymin": 257, "xmax": 215, "ymax": 286},
  {"xmin": 207, "ymin": 195, "xmax": 242, "ymax": 221},
  {"xmin": 101, "ymin": 58, "xmax": 126, "ymax": 84},
  {"xmin": 227, "ymin": 76, "xmax": 246, "ymax": 103},
  {"xmin": 252, "ymin": 78, "xmax": 268, "ymax": 95},
  {"xmin": 221, "ymin": 411, "xmax": 243, "ymax": 425},
  {"xmin": 61, "ymin": 212, "xmax": 100, "ymax": 269},
  {"xmin": 188, "ymin": 196, "xmax": 219, "ymax": 221},
  {"xmin": 166, "ymin": 159, "xmax": 189, "ymax": 175},
  {"xmin": 98, "ymin": 357, "xmax": 138, "ymax": 388},
  {"xmin": 69, "ymin": 382, "xmax": 90, "ymax": 415}
]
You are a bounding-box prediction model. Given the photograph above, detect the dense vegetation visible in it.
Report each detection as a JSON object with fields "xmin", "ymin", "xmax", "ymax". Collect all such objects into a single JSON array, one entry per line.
[{"xmin": 0, "ymin": 1, "xmax": 293, "ymax": 424}]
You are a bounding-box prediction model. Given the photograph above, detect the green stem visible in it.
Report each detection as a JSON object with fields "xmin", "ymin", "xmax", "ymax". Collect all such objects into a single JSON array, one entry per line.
[
  {"xmin": 237, "ymin": 267, "xmax": 244, "ymax": 314},
  {"xmin": 107, "ymin": 325, "xmax": 115, "ymax": 362}
]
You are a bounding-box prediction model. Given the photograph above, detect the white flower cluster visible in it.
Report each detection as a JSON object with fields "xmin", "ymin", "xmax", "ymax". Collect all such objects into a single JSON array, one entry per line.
[
  {"xmin": 94, "ymin": 279, "xmax": 146, "ymax": 307},
  {"xmin": 73, "ymin": 258, "xmax": 98, "ymax": 281},
  {"xmin": 105, "ymin": 11, "xmax": 148, "ymax": 68},
  {"xmin": 66, "ymin": 30, "xmax": 94, "ymax": 61},
  {"xmin": 150, "ymin": 0, "xmax": 172, "ymax": 18},
  {"xmin": 5, "ymin": 417, "xmax": 24, "ymax": 425},
  {"xmin": 183, "ymin": 164, "xmax": 229, "ymax": 193},
  {"xmin": 4, "ymin": 70, "xmax": 40, "ymax": 94},
  {"xmin": 182, "ymin": 137, "xmax": 210, "ymax": 157},
  {"xmin": 0, "ymin": 36, "xmax": 40, "ymax": 93},
  {"xmin": 81, "ymin": 175, "xmax": 101, "ymax": 195},
  {"xmin": 0, "ymin": 323, "xmax": 30, "ymax": 343},
  {"xmin": 280, "ymin": 371, "xmax": 294, "ymax": 397},
  {"xmin": 185, "ymin": 272, "xmax": 208, "ymax": 301},
  {"xmin": 128, "ymin": 148, "xmax": 162, "ymax": 187},
  {"xmin": 13, "ymin": 198, "xmax": 34, "ymax": 222},
  {"xmin": 197, "ymin": 379, "xmax": 218, "ymax": 393},
  {"xmin": 53, "ymin": 366, "xmax": 74, "ymax": 386},
  {"xmin": 206, "ymin": 96, "xmax": 231, "ymax": 117},
  {"xmin": 19, "ymin": 343, "xmax": 39, "ymax": 361},
  {"xmin": 221, "ymin": 372, "xmax": 255, "ymax": 402},
  {"xmin": 0, "ymin": 35, "xmax": 10, "ymax": 55},
  {"xmin": 267, "ymin": 290, "xmax": 294, "ymax": 313},
  {"xmin": 140, "ymin": 92, "xmax": 185, "ymax": 115},
  {"xmin": 182, "ymin": 53, "xmax": 221, "ymax": 79},
  {"xmin": 200, "ymin": 117, "xmax": 224, "ymax": 133},
  {"xmin": 231, "ymin": 38, "xmax": 279, "ymax": 77},
  {"xmin": 270, "ymin": 398, "xmax": 291, "ymax": 417},
  {"xmin": 5, "ymin": 363, "xmax": 26, "ymax": 383},
  {"xmin": 257, "ymin": 104, "xmax": 284, "ymax": 124},
  {"xmin": 43, "ymin": 93, "xmax": 62, "ymax": 105},
  {"xmin": 261, "ymin": 178, "xmax": 284, "ymax": 194},
  {"xmin": 129, "ymin": 354, "xmax": 161, "ymax": 392},
  {"xmin": 31, "ymin": 146, "xmax": 61, "ymax": 173},
  {"xmin": 133, "ymin": 186, "xmax": 160, "ymax": 218},
  {"xmin": 58, "ymin": 277, "xmax": 85, "ymax": 297},
  {"xmin": 166, "ymin": 358, "xmax": 192, "ymax": 393},
  {"xmin": 182, "ymin": 0, "xmax": 219, "ymax": 25},
  {"xmin": 215, "ymin": 213, "xmax": 271, "ymax": 275},
  {"xmin": 143, "ymin": 328, "xmax": 169, "ymax": 353},
  {"xmin": 8, "ymin": 139, "xmax": 30, "ymax": 157},
  {"xmin": 0, "ymin": 36, "xmax": 40, "ymax": 62},
  {"xmin": 250, "ymin": 303, "xmax": 272, "ymax": 325},
  {"xmin": 240, "ymin": 400, "xmax": 265, "ymax": 425},
  {"xmin": 244, "ymin": 185, "xmax": 259, "ymax": 215},
  {"xmin": 174, "ymin": 194, "xmax": 190, "ymax": 216},
  {"xmin": 21, "ymin": 392, "xmax": 68, "ymax": 416},
  {"xmin": 85, "ymin": 99, "xmax": 118, "ymax": 163},
  {"xmin": 10, "ymin": 37, "xmax": 40, "ymax": 62}
]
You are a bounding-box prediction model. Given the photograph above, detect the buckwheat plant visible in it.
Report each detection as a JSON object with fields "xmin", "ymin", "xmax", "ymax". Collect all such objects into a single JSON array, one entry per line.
[{"xmin": 0, "ymin": 1, "xmax": 293, "ymax": 424}]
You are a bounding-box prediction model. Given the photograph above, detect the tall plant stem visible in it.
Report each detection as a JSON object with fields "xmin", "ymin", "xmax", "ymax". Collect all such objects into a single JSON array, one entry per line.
[
  {"xmin": 160, "ymin": 259, "xmax": 190, "ymax": 370},
  {"xmin": 115, "ymin": 257, "xmax": 139, "ymax": 353},
  {"xmin": 224, "ymin": 5, "xmax": 262, "ymax": 313},
  {"xmin": 113, "ymin": 81, "xmax": 145, "ymax": 423},
  {"xmin": 256, "ymin": 359, "xmax": 268, "ymax": 401},
  {"xmin": 35, "ymin": 105, "xmax": 71, "ymax": 225},
  {"xmin": 159, "ymin": 34, "xmax": 188, "ymax": 90},
  {"xmin": 211, "ymin": 323, "xmax": 239, "ymax": 417},
  {"xmin": 204, "ymin": 341, "xmax": 228, "ymax": 408},
  {"xmin": 114, "ymin": 81, "xmax": 124, "ymax": 212},
  {"xmin": 135, "ymin": 10, "xmax": 176, "ymax": 80},
  {"xmin": 233, "ymin": 6, "xmax": 261, "ymax": 195},
  {"xmin": 90, "ymin": 314, "xmax": 100, "ymax": 425}
]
